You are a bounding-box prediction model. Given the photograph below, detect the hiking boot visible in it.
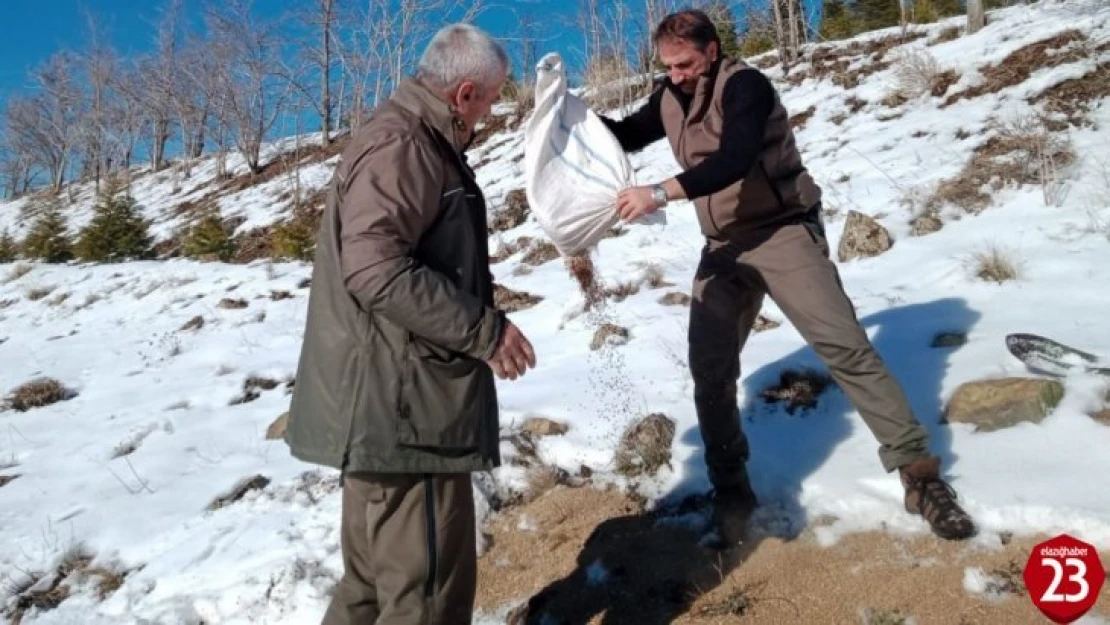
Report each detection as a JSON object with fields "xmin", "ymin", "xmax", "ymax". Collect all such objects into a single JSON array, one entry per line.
[
  {"xmin": 899, "ymin": 456, "xmax": 976, "ymax": 540},
  {"xmin": 706, "ymin": 477, "xmax": 758, "ymax": 549}
]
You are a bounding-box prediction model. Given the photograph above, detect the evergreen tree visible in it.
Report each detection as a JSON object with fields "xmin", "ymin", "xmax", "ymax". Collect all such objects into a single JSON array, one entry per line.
[
  {"xmin": 930, "ymin": 0, "xmax": 964, "ymax": 18},
  {"xmin": 271, "ymin": 206, "xmax": 318, "ymax": 261},
  {"xmin": 739, "ymin": 30, "xmax": 777, "ymax": 57},
  {"xmin": 820, "ymin": 0, "xmax": 859, "ymax": 40},
  {"xmin": 21, "ymin": 201, "xmax": 73, "ymax": 263},
  {"xmin": 853, "ymin": 0, "xmax": 902, "ymax": 31},
  {"xmin": 706, "ymin": 2, "xmax": 743, "ymax": 59},
  {"xmin": 183, "ymin": 212, "xmax": 235, "ymax": 261},
  {"xmin": 75, "ymin": 183, "xmax": 153, "ymax": 262},
  {"xmin": 0, "ymin": 228, "xmax": 17, "ymax": 262}
]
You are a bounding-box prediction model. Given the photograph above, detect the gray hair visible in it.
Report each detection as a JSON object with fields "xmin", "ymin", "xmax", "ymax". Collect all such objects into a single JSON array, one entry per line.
[{"xmin": 417, "ymin": 23, "xmax": 509, "ymax": 95}]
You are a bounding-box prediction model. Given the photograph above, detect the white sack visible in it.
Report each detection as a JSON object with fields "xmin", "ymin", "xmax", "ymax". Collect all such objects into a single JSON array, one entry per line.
[{"xmin": 523, "ymin": 52, "xmax": 664, "ymax": 257}]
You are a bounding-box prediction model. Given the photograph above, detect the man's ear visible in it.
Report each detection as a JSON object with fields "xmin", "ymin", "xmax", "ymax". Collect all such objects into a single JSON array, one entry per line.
[
  {"xmin": 708, "ymin": 40, "xmax": 720, "ymax": 61},
  {"xmin": 456, "ymin": 81, "xmax": 477, "ymax": 108}
]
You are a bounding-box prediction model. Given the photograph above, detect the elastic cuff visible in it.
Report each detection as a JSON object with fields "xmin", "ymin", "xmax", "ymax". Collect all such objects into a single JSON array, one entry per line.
[{"xmin": 476, "ymin": 308, "xmax": 506, "ymax": 361}]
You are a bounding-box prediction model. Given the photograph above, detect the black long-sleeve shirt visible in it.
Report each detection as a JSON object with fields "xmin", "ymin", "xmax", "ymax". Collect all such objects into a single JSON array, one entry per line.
[{"xmin": 599, "ymin": 69, "xmax": 775, "ymax": 200}]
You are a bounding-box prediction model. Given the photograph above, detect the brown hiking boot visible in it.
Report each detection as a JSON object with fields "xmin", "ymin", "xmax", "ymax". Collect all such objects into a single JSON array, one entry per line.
[
  {"xmin": 705, "ymin": 476, "xmax": 758, "ymax": 550},
  {"xmin": 899, "ymin": 457, "xmax": 976, "ymax": 540}
]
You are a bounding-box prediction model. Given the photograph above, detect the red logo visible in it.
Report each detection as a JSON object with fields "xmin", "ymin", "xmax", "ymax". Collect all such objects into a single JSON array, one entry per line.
[{"xmin": 1024, "ymin": 534, "xmax": 1105, "ymax": 623}]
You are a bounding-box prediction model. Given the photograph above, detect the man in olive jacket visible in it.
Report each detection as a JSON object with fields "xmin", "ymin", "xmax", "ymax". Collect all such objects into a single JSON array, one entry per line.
[
  {"xmin": 284, "ymin": 24, "xmax": 535, "ymax": 625},
  {"xmin": 599, "ymin": 10, "xmax": 976, "ymax": 546}
]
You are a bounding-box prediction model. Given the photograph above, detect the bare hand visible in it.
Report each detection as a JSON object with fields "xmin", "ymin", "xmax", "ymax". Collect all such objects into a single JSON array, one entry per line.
[
  {"xmin": 486, "ymin": 321, "xmax": 536, "ymax": 381},
  {"xmin": 616, "ymin": 186, "xmax": 662, "ymax": 222}
]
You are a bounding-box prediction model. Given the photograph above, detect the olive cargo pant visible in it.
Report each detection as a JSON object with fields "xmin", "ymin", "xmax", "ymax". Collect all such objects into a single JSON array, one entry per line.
[
  {"xmin": 321, "ymin": 472, "xmax": 476, "ymax": 625},
  {"xmin": 689, "ymin": 216, "xmax": 931, "ymax": 490}
]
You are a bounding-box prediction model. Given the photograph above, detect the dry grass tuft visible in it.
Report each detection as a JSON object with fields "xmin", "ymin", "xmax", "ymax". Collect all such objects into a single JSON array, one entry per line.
[
  {"xmin": 860, "ymin": 606, "xmax": 912, "ymax": 625},
  {"xmin": 590, "ymin": 324, "xmax": 630, "ymax": 351},
  {"xmin": 582, "ymin": 55, "xmax": 653, "ymax": 114},
  {"xmin": 494, "ymin": 283, "xmax": 543, "ymax": 313},
  {"xmin": 929, "ymin": 69, "xmax": 961, "ymax": 97},
  {"xmin": 602, "ymin": 281, "xmax": 640, "ymax": 303},
  {"xmin": 207, "ymin": 474, "xmax": 271, "ymax": 511},
  {"xmin": 970, "ymin": 245, "xmax": 1022, "ymax": 283},
  {"xmin": 926, "ymin": 113, "xmax": 1075, "ymax": 213},
  {"xmin": 4, "ymin": 263, "xmax": 32, "ymax": 283},
  {"xmin": 1028, "ymin": 63, "xmax": 1110, "ymax": 128},
  {"xmin": 696, "ymin": 582, "xmax": 763, "ymax": 617},
  {"xmin": 490, "ymin": 236, "xmax": 533, "ymax": 264},
  {"xmin": 521, "ymin": 240, "xmax": 560, "ymax": 266},
  {"xmin": 614, "ymin": 413, "xmax": 676, "ymax": 477},
  {"xmin": 929, "ymin": 25, "xmax": 962, "ymax": 45},
  {"xmin": 84, "ymin": 566, "xmax": 130, "ymax": 600},
  {"xmin": 658, "ymin": 291, "xmax": 691, "ymax": 306},
  {"xmin": 3, "ymin": 377, "xmax": 76, "ymax": 412},
  {"xmin": 789, "ymin": 105, "xmax": 817, "ymax": 130},
  {"xmin": 760, "ymin": 368, "xmax": 833, "ymax": 414},
  {"xmin": 230, "ymin": 376, "xmax": 281, "ymax": 406},
  {"xmin": 230, "ymin": 225, "xmax": 274, "ymax": 264},
  {"xmin": 179, "ymin": 315, "xmax": 204, "ymax": 332},
  {"xmin": 984, "ymin": 559, "xmax": 1026, "ymax": 597},
  {"xmin": 3, "ymin": 545, "xmax": 99, "ymax": 622},
  {"xmin": 522, "ymin": 465, "xmax": 563, "ymax": 504},
  {"xmin": 111, "ymin": 440, "xmax": 139, "ymax": 459},
  {"xmin": 832, "ymin": 60, "xmax": 893, "ymax": 90},
  {"xmin": 879, "ymin": 47, "xmax": 961, "ymax": 104},
  {"xmin": 470, "ymin": 113, "xmax": 514, "ymax": 150},
  {"xmin": 489, "ymin": 189, "xmax": 530, "ymax": 233},
  {"xmin": 847, "ymin": 31, "xmax": 927, "ymax": 59},
  {"xmin": 26, "ymin": 286, "xmax": 54, "ymax": 301},
  {"xmin": 844, "ymin": 95, "xmax": 868, "ymax": 114},
  {"xmin": 943, "ymin": 30, "xmax": 1090, "ymax": 106}
]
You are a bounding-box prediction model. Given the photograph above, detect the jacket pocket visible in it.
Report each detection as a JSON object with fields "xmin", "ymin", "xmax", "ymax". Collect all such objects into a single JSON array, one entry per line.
[{"xmin": 396, "ymin": 336, "xmax": 487, "ymax": 450}]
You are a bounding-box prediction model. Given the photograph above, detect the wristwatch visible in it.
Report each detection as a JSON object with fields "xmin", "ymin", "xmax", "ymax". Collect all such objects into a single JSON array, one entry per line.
[{"xmin": 651, "ymin": 184, "xmax": 668, "ymax": 207}]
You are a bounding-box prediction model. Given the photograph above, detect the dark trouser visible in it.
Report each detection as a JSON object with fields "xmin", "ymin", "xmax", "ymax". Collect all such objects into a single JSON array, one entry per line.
[
  {"xmin": 321, "ymin": 472, "xmax": 476, "ymax": 625},
  {"xmin": 689, "ymin": 217, "xmax": 931, "ymax": 489}
]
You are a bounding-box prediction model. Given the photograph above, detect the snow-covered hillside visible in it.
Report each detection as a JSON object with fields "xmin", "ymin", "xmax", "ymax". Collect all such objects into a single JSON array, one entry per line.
[{"xmin": 2, "ymin": 1, "xmax": 1110, "ymax": 623}]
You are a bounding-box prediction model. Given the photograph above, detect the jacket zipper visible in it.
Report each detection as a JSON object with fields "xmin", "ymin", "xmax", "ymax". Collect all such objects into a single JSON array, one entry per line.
[
  {"xmin": 671, "ymin": 78, "xmax": 728, "ymax": 237},
  {"xmin": 423, "ymin": 475, "xmax": 438, "ymax": 599}
]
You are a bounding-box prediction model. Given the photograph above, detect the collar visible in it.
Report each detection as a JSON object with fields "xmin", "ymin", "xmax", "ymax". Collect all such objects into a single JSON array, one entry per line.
[{"xmin": 390, "ymin": 77, "xmax": 469, "ymax": 153}]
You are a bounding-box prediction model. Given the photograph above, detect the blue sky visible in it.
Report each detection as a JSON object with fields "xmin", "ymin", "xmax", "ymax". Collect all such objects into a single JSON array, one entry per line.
[
  {"xmin": 0, "ymin": 0, "xmax": 827, "ymax": 104},
  {"xmin": 0, "ymin": 0, "xmax": 587, "ymax": 105},
  {"xmin": 0, "ymin": 0, "xmax": 821, "ymax": 173}
]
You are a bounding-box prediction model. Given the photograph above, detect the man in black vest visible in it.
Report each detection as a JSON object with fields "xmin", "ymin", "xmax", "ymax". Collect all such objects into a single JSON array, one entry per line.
[{"xmin": 597, "ymin": 10, "xmax": 976, "ymax": 547}]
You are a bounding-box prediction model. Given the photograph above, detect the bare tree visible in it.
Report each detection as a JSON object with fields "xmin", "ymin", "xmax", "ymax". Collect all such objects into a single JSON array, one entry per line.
[
  {"xmin": 107, "ymin": 62, "xmax": 153, "ymax": 172},
  {"xmin": 138, "ymin": 0, "xmax": 183, "ymax": 173},
  {"xmin": 205, "ymin": 0, "xmax": 292, "ymax": 175},
  {"xmin": 0, "ymin": 126, "xmax": 37, "ymax": 199},
  {"xmin": 334, "ymin": 1, "xmax": 389, "ymax": 129},
  {"xmin": 78, "ymin": 9, "xmax": 118, "ymax": 188},
  {"xmin": 20, "ymin": 52, "xmax": 83, "ymax": 191},
  {"xmin": 333, "ymin": 0, "xmax": 485, "ymax": 130},
  {"xmin": 294, "ymin": 0, "xmax": 338, "ymax": 145},
  {"xmin": 769, "ymin": 0, "xmax": 806, "ymax": 69},
  {"xmin": 578, "ymin": 0, "xmax": 604, "ymax": 65},
  {"xmin": 967, "ymin": 0, "xmax": 985, "ymax": 34},
  {"xmin": 169, "ymin": 38, "xmax": 216, "ymax": 178},
  {"xmin": 638, "ymin": 0, "xmax": 681, "ymax": 71}
]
